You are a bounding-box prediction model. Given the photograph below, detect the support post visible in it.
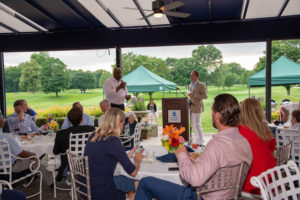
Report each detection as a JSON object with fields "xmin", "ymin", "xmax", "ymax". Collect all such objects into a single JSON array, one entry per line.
[
  {"xmin": 265, "ymin": 39, "xmax": 272, "ymax": 123},
  {"xmin": 116, "ymin": 46, "xmax": 122, "ymax": 69},
  {"xmin": 248, "ymin": 85, "xmax": 250, "ymax": 98},
  {"xmin": 0, "ymin": 52, "xmax": 6, "ymax": 117}
]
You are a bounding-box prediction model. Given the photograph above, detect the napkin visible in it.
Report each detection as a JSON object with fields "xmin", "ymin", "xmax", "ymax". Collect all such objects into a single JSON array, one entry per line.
[{"xmin": 156, "ymin": 146, "xmax": 194, "ymax": 163}]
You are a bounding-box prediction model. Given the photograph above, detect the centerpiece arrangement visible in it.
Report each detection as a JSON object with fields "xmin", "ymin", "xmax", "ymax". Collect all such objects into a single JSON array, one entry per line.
[
  {"xmin": 130, "ymin": 97, "xmax": 149, "ymax": 122},
  {"xmin": 42, "ymin": 115, "xmax": 59, "ymax": 133},
  {"xmin": 161, "ymin": 124, "xmax": 185, "ymax": 153}
]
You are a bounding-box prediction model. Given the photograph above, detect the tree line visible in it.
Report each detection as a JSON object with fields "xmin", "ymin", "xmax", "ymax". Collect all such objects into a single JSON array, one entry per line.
[
  {"xmin": 5, "ymin": 40, "xmax": 300, "ymax": 96},
  {"xmin": 5, "ymin": 52, "xmax": 112, "ymax": 96}
]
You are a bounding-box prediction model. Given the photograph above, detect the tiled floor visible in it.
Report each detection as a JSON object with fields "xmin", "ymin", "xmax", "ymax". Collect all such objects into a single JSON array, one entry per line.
[{"xmin": 13, "ymin": 128, "xmax": 214, "ymax": 200}]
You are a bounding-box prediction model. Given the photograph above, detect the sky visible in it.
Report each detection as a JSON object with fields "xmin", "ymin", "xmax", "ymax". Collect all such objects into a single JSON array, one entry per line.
[{"xmin": 3, "ymin": 42, "xmax": 266, "ymax": 72}]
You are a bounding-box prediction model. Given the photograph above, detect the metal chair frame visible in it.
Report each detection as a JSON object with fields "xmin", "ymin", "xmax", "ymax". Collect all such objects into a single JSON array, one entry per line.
[
  {"xmin": 120, "ymin": 122, "xmax": 142, "ymax": 147},
  {"xmin": 274, "ymin": 141, "xmax": 292, "ymax": 166},
  {"xmin": 0, "ymin": 139, "xmax": 42, "ymax": 200},
  {"xmin": 196, "ymin": 162, "xmax": 249, "ymax": 200},
  {"xmin": 67, "ymin": 150, "xmax": 91, "ymax": 200},
  {"xmin": 276, "ymin": 128, "xmax": 300, "ymax": 168}
]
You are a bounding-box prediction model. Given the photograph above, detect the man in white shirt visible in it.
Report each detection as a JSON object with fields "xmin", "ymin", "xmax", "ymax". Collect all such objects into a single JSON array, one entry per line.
[{"xmin": 103, "ymin": 68, "xmax": 131, "ymax": 111}]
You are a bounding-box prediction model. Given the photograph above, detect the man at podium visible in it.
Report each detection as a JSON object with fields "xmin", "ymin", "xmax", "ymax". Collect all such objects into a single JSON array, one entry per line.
[{"xmin": 188, "ymin": 70, "xmax": 207, "ymax": 147}]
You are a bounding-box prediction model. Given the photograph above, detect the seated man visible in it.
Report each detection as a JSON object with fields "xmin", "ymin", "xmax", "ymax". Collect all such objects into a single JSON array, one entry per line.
[
  {"xmin": 53, "ymin": 107, "xmax": 95, "ymax": 181},
  {"xmin": 291, "ymin": 109, "xmax": 300, "ymax": 130},
  {"xmin": 98, "ymin": 99, "xmax": 111, "ymax": 126},
  {"xmin": 6, "ymin": 99, "xmax": 40, "ymax": 134},
  {"xmin": 135, "ymin": 94, "xmax": 253, "ymax": 200},
  {"xmin": 61, "ymin": 102, "xmax": 94, "ymax": 129},
  {"xmin": 0, "ymin": 114, "xmax": 52, "ymax": 186},
  {"xmin": 98, "ymin": 99, "xmax": 136, "ymax": 139}
]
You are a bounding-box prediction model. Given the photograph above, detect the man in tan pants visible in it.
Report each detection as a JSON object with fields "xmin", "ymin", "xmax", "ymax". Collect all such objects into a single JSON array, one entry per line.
[{"xmin": 188, "ymin": 70, "xmax": 207, "ymax": 146}]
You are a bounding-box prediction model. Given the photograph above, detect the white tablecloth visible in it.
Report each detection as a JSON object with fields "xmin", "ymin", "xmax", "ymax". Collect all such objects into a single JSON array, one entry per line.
[
  {"xmin": 115, "ymin": 145, "xmax": 186, "ymax": 186},
  {"xmin": 17, "ymin": 135, "xmax": 55, "ymax": 157}
]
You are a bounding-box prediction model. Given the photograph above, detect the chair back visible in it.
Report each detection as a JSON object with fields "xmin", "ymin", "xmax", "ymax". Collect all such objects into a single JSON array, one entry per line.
[
  {"xmin": 196, "ymin": 162, "xmax": 249, "ymax": 200},
  {"xmin": 67, "ymin": 150, "xmax": 91, "ymax": 200},
  {"xmin": 0, "ymin": 139, "xmax": 12, "ymax": 183},
  {"xmin": 276, "ymin": 128, "xmax": 300, "ymax": 168},
  {"xmin": 251, "ymin": 160, "xmax": 300, "ymax": 200},
  {"xmin": 274, "ymin": 141, "xmax": 292, "ymax": 166},
  {"xmin": 133, "ymin": 123, "xmax": 142, "ymax": 147},
  {"xmin": 69, "ymin": 132, "xmax": 93, "ymax": 156},
  {"xmin": 120, "ymin": 123, "xmax": 130, "ymax": 137}
]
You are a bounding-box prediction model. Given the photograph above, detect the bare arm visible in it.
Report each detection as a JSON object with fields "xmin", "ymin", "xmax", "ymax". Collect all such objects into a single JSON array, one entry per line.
[{"xmin": 130, "ymin": 151, "xmax": 143, "ymax": 177}]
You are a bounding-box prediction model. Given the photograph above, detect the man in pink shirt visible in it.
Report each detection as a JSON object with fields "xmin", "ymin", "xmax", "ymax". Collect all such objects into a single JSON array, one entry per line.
[{"xmin": 135, "ymin": 94, "xmax": 253, "ymax": 200}]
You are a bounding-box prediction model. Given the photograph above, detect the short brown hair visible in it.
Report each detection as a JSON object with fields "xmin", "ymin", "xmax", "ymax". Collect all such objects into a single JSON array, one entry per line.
[
  {"xmin": 212, "ymin": 94, "xmax": 240, "ymax": 127},
  {"xmin": 292, "ymin": 109, "xmax": 300, "ymax": 123},
  {"xmin": 72, "ymin": 102, "xmax": 80, "ymax": 107},
  {"xmin": 192, "ymin": 70, "xmax": 199, "ymax": 77},
  {"xmin": 14, "ymin": 99, "xmax": 26, "ymax": 107},
  {"xmin": 67, "ymin": 107, "xmax": 83, "ymax": 126}
]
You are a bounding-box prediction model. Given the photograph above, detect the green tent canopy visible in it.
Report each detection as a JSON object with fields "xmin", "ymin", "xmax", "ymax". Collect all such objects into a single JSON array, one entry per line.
[
  {"xmin": 122, "ymin": 66, "xmax": 177, "ymax": 92},
  {"xmin": 248, "ymin": 56, "xmax": 300, "ymax": 86}
]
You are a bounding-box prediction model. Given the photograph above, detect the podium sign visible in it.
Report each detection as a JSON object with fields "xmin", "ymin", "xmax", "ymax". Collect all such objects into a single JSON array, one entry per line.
[{"xmin": 162, "ymin": 98, "xmax": 189, "ymax": 141}]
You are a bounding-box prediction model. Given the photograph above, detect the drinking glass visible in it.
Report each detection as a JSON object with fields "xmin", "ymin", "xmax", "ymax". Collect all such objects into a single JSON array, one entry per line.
[{"xmin": 191, "ymin": 136, "xmax": 198, "ymax": 150}]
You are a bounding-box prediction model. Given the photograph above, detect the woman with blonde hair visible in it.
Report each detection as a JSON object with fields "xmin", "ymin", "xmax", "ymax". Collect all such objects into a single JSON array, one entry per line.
[
  {"xmin": 84, "ymin": 107, "xmax": 143, "ymax": 200},
  {"xmin": 238, "ymin": 98, "xmax": 276, "ymax": 194}
]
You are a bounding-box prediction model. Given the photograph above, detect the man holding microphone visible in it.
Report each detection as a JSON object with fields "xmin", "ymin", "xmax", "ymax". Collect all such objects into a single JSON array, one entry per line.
[{"xmin": 104, "ymin": 68, "xmax": 131, "ymax": 111}]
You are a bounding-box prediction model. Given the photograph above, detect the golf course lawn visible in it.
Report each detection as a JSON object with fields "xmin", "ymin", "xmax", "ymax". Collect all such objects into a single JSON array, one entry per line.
[{"xmin": 5, "ymin": 85, "xmax": 300, "ymax": 133}]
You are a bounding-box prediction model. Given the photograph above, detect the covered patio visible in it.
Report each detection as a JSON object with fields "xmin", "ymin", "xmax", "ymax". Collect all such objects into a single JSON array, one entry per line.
[
  {"xmin": 1, "ymin": 0, "xmax": 300, "ymax": 199},
  {"xmin": 0, "ymin": 0, "xmax": 300, "ymax": 122}
]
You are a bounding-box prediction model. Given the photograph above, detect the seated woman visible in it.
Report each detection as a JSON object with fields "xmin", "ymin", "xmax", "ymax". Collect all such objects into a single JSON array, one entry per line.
[
  {"xmin": 147, "ymin": 98, "xmax": 157, "ymax": 113},
  {"xmin": 238, "ymin": 98, "xmax": 276, "ymax": 194},
  {"xmin": 84, "ymin": 108, "xmax": 143, "ymax": 200}
]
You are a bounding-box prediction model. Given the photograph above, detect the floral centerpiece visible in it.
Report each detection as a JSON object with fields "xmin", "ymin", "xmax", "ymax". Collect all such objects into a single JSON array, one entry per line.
[
  {"xmin": 161, "ymin": 125, "xmax": 186, "ymax": 153},
  {"xmin": 42, "ymin": 117, "xmax": 59, "ymax": 132}
]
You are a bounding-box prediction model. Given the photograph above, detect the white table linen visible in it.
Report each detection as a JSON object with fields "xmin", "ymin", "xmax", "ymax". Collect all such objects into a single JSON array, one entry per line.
[
  {"xmin": 17, "ymin": 135, "xmax": 55, "ymax": 157},
  {"xmin": 115, "ymin": 145, "xmax": 186, "ymax": 186}
]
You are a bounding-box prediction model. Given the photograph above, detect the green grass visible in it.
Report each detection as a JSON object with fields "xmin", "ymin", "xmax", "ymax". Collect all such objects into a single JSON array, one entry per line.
[{"xmin": 6, "ymin": 85, "xmax": 300, "ymax": 133}]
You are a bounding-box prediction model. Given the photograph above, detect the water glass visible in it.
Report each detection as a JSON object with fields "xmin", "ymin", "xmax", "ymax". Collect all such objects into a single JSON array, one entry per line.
[{"xmin": 147, "ymin": 151, "xmax": 155, "ymax": 164}]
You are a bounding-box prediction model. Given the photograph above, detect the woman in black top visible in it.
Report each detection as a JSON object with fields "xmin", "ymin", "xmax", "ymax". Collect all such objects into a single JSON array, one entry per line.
[{"xmin": 147, "ymin": 98, "xmax": 157, "ymax": 113}]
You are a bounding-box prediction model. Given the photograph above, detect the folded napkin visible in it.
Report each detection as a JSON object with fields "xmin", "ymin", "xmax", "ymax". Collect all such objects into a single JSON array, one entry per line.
[{"xmin": 156, "ymin": 146, "xmax": 194, "ymax": 163}]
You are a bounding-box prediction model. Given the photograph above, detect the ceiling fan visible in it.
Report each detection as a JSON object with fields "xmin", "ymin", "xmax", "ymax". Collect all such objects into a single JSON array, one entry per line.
[{"xmin": 124, "ymin": 0, "xmax": 191, "ymax": 19}]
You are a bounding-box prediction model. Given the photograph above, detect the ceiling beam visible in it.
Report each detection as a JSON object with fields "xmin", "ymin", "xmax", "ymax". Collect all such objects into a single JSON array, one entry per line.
[
  {"xmin": 242, "ymin": 0, "xmax": 250, "ymax": 19},
  {"xmin": 278, "ymin": 0, "xmax": 289, "ymax": 18},
  {"xmin": 132, "ymin": 0, "xmax": 152, "ymax": 27},
  {"xmin": 0, "ymin": 16, "xmax": 300, "ymax": 52},
  {"xmin": 0, "ymin": 22, "xmax": 19, "ymax": 33}
]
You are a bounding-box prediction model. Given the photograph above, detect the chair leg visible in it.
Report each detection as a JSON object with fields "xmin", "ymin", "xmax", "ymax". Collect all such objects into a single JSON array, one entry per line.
[{"xmin": 53, "ymin": 171, "xmax": 57, "ymax": 198}]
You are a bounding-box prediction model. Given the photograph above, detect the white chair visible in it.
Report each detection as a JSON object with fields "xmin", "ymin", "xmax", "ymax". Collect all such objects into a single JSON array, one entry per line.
[
  {"xmin": 67, "ymin": 150, "xmax": 91, "ymax": 200},
  {"xmin": 251, "ymin": 160, "xmax": 300, "ymax": 200},
  {"xmin": 69, "ymin": 132, "xmax": 93, "ymax": 156},
  {"xmin": 274, "ymin": 141, "xmax": 292, "ymax": 166},
  {"xmin": 196, "ymin": 162, "xmax": 250, "ymax": 200},
  {"xmin": 49, "ymin": 131, "xmax": 92, "ymax": 198},
  {"xmin": 0, "ymin": 180, "xmax": 13, "ymax": 191},
  {"xmin": 276, "ymin": 128, "xmax": 300, "ymax": 168},
  {"xmin": 120, "ymin": 123, "xmax": 142, "ymax": 147},
  {"xmin": 0, "ymin": 139, "xmax": 42, "ymax": 200}
]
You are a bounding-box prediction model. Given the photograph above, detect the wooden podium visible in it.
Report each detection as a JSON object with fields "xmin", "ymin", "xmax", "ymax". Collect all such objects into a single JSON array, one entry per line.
[{"xmin": 162, "ymin": 98, "xmax": 189, "ymax": 141}]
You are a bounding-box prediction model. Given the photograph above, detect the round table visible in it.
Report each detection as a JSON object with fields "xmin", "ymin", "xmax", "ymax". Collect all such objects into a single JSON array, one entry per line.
[
  {"xmin": 115, "ymin": 145, "xmax": 187, "ymax": 186},
  {"xmin": 16, "ymin": 135, "xmax": 55, "ymax": 157}
]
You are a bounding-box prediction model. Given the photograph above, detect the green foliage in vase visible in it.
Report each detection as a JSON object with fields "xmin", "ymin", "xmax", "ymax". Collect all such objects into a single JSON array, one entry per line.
[{"xmin": 130, "ymin": 97, "xmax": 146, "ymax": 111}]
